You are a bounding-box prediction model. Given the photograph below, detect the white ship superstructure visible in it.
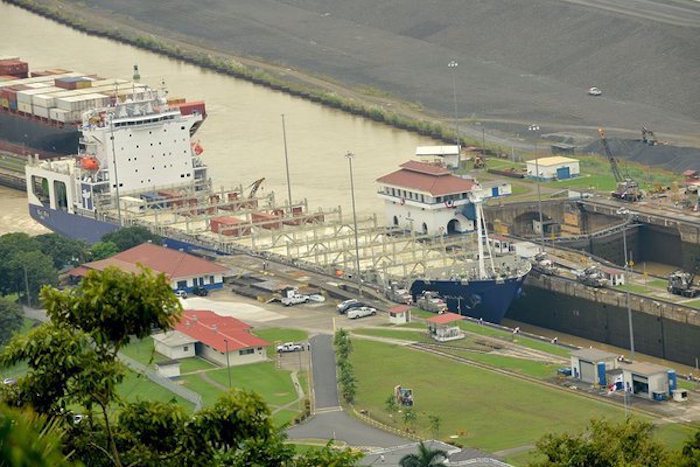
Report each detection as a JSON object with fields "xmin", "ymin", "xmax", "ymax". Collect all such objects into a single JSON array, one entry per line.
[{"xmin": 26, "ymin": 88, "xmax": 207, "ymax": 218}]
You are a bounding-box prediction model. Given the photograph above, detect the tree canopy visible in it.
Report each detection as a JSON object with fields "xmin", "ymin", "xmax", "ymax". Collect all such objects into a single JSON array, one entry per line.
[
  {"xmin": 0, "ymin": 233, "xmax": 58, "ymax": 301},
  {"xmin": 0, "ymin": 296, "xmax": 23, "ymax": 348},
  {"xmin": 0, "ymin": 268, "xmax": 360, "ymax": 466},
  {"xmin": 399, "ymin": 441, "xmax": 448, "ymax": 467},
  {"xmin": 101, "ymin": 226, "xmax": 162, "ymax": 252},
  {"xmin": 36, "ymin": 234, "xmax": 88, "ymax": 269}
]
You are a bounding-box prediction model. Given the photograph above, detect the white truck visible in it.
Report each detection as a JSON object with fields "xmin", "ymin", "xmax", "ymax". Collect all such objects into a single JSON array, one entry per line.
[
  {"xmin": 281, "ymin": 293, "xmax": 310, "ymax": 306},
  {"xmin": 347, "ymin": 306, "xmax": 377, "ymax": 320},
  {"xmin": 276, "ymin": 342, "xmax": 303, "ymax": 352}
]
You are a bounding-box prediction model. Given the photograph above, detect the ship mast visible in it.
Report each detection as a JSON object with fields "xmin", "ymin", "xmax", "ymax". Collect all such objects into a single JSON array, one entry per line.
[{"xmin": 471, "ymin": 194, "xmax": 496, "ymax": 279}]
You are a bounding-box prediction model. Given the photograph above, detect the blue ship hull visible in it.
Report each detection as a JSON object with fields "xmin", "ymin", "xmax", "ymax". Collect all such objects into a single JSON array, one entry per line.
[{"xmin": 410, "ymin": 274, "xmax": 527, "ymax": 324}]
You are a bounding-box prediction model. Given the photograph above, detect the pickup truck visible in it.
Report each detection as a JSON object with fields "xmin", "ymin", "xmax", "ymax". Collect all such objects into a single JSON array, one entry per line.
[
  {"xmin": 276, "ymin": 342, "xmax": 303, "ymax": 353},
  {"xmin": 281, "ymin": 293, "xmax": 310, "ymax": 306},
  {"xmin": 347, "ymin": 306, "xmax": 377, "ymax": 320}
]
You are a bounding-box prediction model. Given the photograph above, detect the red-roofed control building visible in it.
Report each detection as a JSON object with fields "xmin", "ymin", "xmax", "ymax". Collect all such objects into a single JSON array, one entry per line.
[
  {"xmin": 69, "ymin": 243, "xmax": 228, "ymax": 292},
  {"xmin": 152, "ymin": 310, "xmax": 269, "ymax": 367},
  {"xmin": 376, "ymin": 161, "xmax": 479, "ymax": 235}
]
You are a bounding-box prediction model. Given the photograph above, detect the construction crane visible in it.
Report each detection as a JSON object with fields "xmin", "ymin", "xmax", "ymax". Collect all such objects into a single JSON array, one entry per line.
[
  {"xmin": 247, "ymin": 177, "xmax": 265, "ymax": 198},
  {"xmin": 641, "ymin": 126, "xmax": 658, "ymax": 146},
  {"xmin": 598, "ymin": 128, "xmax": 643, "ymax": 202}
]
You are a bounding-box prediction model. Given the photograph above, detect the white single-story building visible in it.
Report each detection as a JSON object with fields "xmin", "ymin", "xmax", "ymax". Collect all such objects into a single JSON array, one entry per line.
[
  {"xmin": 152, "ymin": 330, "xmax": 197, "ymax": 360},
  {"xmin": 415, "ymin": 145, "xmax": 461, "ymax": 169},
  {"xmin": 155, "ymin": 360, "xmax": 181, "ymax": 379},
  {"xmin": 512, "ymin": 241, "xmax": 540, "ymax": 259},
  {"xmin": 69, "ymin": 243, "xmax": 229, "ymax": 293},
  {"xmin": 388, "ymin": 305, "xmax": 411, "ymax": 324},
  {"xmin": 426, "ymin": 312, "xmax": 465, "ymax": 342},
  {"xmin": 621, "ymin": 362, "xmax": 674, "ymax": 401},
  {"xmin": 526, "ymin": 156, "xmax": 580, "ymax": 180},
  {"xmin": 475, "ymin": 181, "xmax": 512, "ymax": 199},
  {"xmin": 570, "ymin": 348, "xmax": 619, "ymax": 385},
  {"xmin": 600, "ymin": 267, "xmax": 625, "ymax": 286},
  {"xmin": 174, "ymin": 310, "xmax": 269, "ymax": 367},
  {"xmin": 489, "ymin": 235, "xmax": 514, "ymax": 255}
]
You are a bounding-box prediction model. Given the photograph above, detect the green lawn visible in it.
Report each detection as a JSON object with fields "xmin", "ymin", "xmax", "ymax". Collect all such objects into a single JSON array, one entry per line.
[
  {"xmin": 117, "ymin": 369, "xmax": 194, "ymax": 412},
  {"xmin": 457, "ymin": 320, "xmax": 571, "ymax": 358},
  {"xmin": 351, "ymin": 328, "xmax": 425, "ymax": 341},
  {"xmin": 350, "ymin": 340, "xmax": 696, "ymax": 452},
  {"xmin": 614, "ymin": 283, "xmax": 653, "ymax": 294},
  {"xmin": 206, "ymin": 363, "xmax": 298, "ymax": 407},
  {"xmin": 439, "ymin": 349, "xmax": 559, "ymax": 379},
  {"xmin": 677, "ymin": 379, "xmax": 698, "ymax": 391}
]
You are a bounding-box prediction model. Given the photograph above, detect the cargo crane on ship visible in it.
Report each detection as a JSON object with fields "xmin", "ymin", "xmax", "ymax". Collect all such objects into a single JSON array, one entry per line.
[{"xmin": 599, "ymin": 128, "xmax": 643, "ymax": 202}]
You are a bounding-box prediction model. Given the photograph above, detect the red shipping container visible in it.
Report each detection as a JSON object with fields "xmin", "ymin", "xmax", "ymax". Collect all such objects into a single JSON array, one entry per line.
[
  {"xmin": 173, "ymin": 100, "xmax": 207, "ymax": 118},
  {"xmin": 210, "ymin": 216, "xmax": 249, "ymax": 237},
  {"xmin": 251, "ymin": 212, "xmax": 281, "ymax": 230},
  {"xmin": 0, "ymin": 60, "xmax": 29, "ymax": 78}
]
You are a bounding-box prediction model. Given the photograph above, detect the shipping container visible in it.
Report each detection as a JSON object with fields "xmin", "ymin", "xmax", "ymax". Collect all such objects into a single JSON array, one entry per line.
[
  {"xmin": 0, "ymin": 97, "xmax": 8, "ymax": 109},
  {"xmin": 0, "ymin": 72, "xmax": 81, "ymax": 90},
  {"xmin": 55, "ymin": 93, "xmax": 110, "ymax": 112},
  {"xmin": 210, "ymin": 216, "xmax": 250, "ymax": 237},
  {"xmin": 0, "ymin": 60, "xmax": 29, "ymax": 79},
  {"xmin": 172, "ymin": 100, "xmax": 206, "ymax": 118},
  {"xmin": 17, "ymin": 102, "xmax": 32, "ymax": 114},
  {"xmin": 17, "ymin": 87, "xmax": 61, "ymax": 104},
  {"xmin": 251, "ymin": 212, "xmax": 282, "ymax": 230},
  {"xmin": 0, "ymin": 75, "xmax": 18, "ymax": 81},
  {"xmin": 166, "ymin": 97, "xmax": 186, "ymax": 105},
  {"xmin": 32, "ymin": 105, "xmax": 50, "ymax": 119},
  {"xmin": 54, "ymin": 76, "xmax": 94, "ymax": 90}
]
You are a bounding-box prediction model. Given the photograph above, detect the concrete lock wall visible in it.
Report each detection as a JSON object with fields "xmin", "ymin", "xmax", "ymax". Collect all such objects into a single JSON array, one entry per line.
[{"xmin": 506, "ymin": 273, "xmax": 700, "ymax": 367}]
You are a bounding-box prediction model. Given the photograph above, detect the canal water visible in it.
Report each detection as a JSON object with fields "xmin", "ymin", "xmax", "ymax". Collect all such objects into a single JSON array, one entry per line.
[{"xmin": 0, "ymin": 2, "xmax": 434, "ymax": 234}]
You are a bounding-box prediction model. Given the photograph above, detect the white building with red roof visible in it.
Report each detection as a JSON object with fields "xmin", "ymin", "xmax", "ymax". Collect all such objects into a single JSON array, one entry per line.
[
  {"xmin": 376, "ymin": 161, "xmax": 479, "ymax": 235},
  {"xmin": 152, "ymin": 310, "xmax": 269, "ymax": 367},
  {"xmin": 69, "ymin": 242, "xmax": 229, "ymax": 293}
]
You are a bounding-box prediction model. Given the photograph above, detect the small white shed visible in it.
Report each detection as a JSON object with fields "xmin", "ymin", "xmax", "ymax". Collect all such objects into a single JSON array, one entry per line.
[
  {"xmin": 621, "ymin": 362, "xmax": 672, "ymax": 400},
  {"xmin": 152, "ymin": 331, "xmax": 197, "ymax": 360},
  {"xmin": 415, "ymin": 145, "xmax": 461, "ymax": 169},
  {"xmin": 388, "ymin": 305, "xmax": 411, "ymax": 324},
  {"xmin": 155, "ymin": 360, "xmax": 181, "ymax": 379},
  {"xmin": 527, "ymin": 156, "xmax": 580, "ymax": 180}
]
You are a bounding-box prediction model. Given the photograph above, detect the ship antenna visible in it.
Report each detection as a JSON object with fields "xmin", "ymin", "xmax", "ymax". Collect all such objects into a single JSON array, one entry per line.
[{"xmin": 470, "ymin": 193, "xmax": 487, "ymax": 279}]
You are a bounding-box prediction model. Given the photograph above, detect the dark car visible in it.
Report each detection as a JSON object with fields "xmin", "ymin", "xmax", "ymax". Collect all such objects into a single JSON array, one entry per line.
[
  {"xmin": 192, "ymin": 286, "xmax": 209, "ymax": 297},
  {"xmin": 336, "ymin": 299, "xmax": 367, "ymax": 314}
]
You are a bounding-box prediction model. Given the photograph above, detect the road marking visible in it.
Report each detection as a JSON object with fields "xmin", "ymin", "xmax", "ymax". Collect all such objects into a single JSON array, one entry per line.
[{"xmin": 315, "ymin": 406, "xmax": 343, "ymax": 414}]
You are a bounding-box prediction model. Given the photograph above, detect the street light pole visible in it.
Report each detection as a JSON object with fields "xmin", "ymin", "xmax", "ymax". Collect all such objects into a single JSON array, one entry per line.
[
  {"xmin": 448, "ymin": 61, "xmax": 459, "ymax": 144},
  {"xmin": 534, "ymin": 144, "xmax": 545, "ymax": 251},
  {"xmin": 345, "ymin": 152, "xmax": 363, "ymax": 297},
  {"xmin": 281, "ymin": 114, "xmax": 293, "ymax": 211},
  {"xmin": 622, "ymin": 222, "xmax": 636, "ymax": 359},
  {"xmin": 224, "ymin": 338, "xmax": 232, "ymax": 388},
  {"xmin": 23, "ymin": 264, "xmax": 30, "ymax": 307}
]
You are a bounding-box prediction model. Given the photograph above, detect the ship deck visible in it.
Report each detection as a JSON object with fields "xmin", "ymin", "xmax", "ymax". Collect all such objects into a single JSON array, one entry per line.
[{"xmin": 98, "ymin": 187, "xmax": 530, "ymax": 287}]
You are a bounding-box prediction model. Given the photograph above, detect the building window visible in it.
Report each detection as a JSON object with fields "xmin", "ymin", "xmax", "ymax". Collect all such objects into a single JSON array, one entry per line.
[
  {"xmin": 183, "ymin": 346, "xmax": 189, "ymax": 352},
  {"xmin": 176, "ymin": 280, "xmax": 187, "ymax": 290},
  {"xmin": 210, "ymin": 275, "xmax": 215, "ymax": 284},
  {"xmin": 239, "ymin": 348, "xmax": 254, "ymax": 356}
]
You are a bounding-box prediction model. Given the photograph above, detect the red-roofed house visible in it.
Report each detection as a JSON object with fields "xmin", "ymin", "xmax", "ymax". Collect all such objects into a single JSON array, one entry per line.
[
  {"xmin": 69, "ymin": 243, "xmax": 229, "ymax": 293},
  {"xmin": 152, "ymin": 310, "xmax": 269, "ymax": 367},
  {"xmin": 376, "ymin": 161, "xmax": 479, "ymax": 235},
  {"xmin": 426, "ymin": 312, "xmax": 465, "ymax": 342}
]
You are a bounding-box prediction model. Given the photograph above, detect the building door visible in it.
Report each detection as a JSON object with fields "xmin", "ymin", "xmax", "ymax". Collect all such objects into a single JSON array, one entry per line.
[
  {"xmin": 393, "ymin": 215, "xmax": 399, "ymax": 226},
  {"xmin": 446, "ymin": 219, "xmax": 461, "ymax": 235},
  {"xmin": 579, "ymin": 360, "xmax": 595, "ymax": 383},
  {"xmin": 556, "ymin": 166, "xmax": 571, "ymax": 179},
  {"xmin": 491, "ymin": 187, "xmax": 499, "ymax": 197},
  {"xmin": 422, "ymin": 222, "xmax": 428, "ymax": 234}
]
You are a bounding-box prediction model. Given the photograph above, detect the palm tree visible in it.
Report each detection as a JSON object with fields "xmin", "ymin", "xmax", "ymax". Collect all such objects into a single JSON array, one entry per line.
[{"xmin": 399, "ymin": 441, "xmax": 448, "ymax": 467}]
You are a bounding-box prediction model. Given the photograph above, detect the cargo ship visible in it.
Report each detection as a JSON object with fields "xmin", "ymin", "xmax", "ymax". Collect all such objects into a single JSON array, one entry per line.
[
  {"xmin": 0, "ymin": 58, "xmax": 205, "ymax": 157},
  {"xmin": 26, "ymin": 87, "xmax": 529, "ymax": 324}
]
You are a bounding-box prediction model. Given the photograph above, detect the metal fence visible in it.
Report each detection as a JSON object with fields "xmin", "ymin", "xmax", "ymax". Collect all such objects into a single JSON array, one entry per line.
[{"xmin": 118, "ymin": 353, "xmax": 203, "ymax": 412}]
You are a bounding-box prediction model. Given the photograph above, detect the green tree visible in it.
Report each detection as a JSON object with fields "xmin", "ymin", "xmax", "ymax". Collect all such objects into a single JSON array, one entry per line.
[
  {"xmin": 402, "ymin": 408, "xmax": 417, "ymax": 431},
  {"xmin": 102, "ymin": 226, "xmax": 161, "ymax": 252},
  {"xmin": 0, "ymin": 296, "xmax": 22, "ymax": 348},
  {"xmin": 428, "ymin": 414, "xmax": 441, "ymax": 439},
  {"xmin": 675, "ymin": 429, "xmax": 700, "ymax": 467},
  {"xmin": 399, "ymin": 441, "xmax": 447, "ymax": 467},
  {"xmin": 0, "ymin": 403, "xmax": 75, "ymax": 467},
  {"xmin": 89, "ymin": 241, "xmax": 119, "ymax": 260},
  {"xmin": 531, "ymin": 418, "xmax": 670, "ymax": 467},
  {"xmin": 10, "ymin": 250, "xmax": 58, "ymax": 304},
  {"xmin": 36, "ymin": 233, "xmax": 88, "ymax": 269},
  {"xmin": 385, "ymin": 394, "xmax": 398, "ymax": 415},
  {"xmin": 294, "ymin": 440, "xmax": 361, "ymax": 467}
]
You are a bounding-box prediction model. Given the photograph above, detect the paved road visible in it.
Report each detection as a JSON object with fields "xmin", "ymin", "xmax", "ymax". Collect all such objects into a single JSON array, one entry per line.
[
  {"xmin": 308, "ymin": 334, "xmax": 340, "ymax": 410},
  {"xmin": 287, "ymin": 411, "xmax": 408, "ymax": 448}
]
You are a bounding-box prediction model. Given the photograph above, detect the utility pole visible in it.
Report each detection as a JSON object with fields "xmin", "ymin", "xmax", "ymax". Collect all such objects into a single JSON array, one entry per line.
[
  {"xmin": 448, "ymin": 61, "xmax": 459, "ymax": 144},
  {"xmin": 281, "ymin": 114, "xmax": 293, "ymax": 210},
  {"xmin": 224, "ymin": 338, "xmax": 232, "ymax": 388},
  {"xmin": 622, "ymin": 222, "xmax": 635, "ymax": 359},
  {"xmin": 345, "ymin": 152, "xmax": 363, "ymax": 297},
  {"xmin": 534, "ymin": 144, "xmax": 545, "ymax": 251},
  {"xmin": 23, "ymin": 264, "xmax": 30, "ymax": 307}
]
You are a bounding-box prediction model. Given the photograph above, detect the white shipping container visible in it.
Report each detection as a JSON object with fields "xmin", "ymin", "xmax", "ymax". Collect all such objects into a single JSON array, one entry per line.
[
  {"xmin": 56, "ymin": 93, "xmax": 109, "ymax": 111},
  {"xmin": 33, "ymin": 105, "xmax": 51, "ymax": 119},
  {"xmin": 25, "ymin": 82, "xmax": 51, "ymax": 89},
  {"xmin": 17, "ymin": 102, "xmax": 32, "ymax": 114},
  {"xmin": 49, "ymin": 108, "xmax": 70, "ymax": 122}
]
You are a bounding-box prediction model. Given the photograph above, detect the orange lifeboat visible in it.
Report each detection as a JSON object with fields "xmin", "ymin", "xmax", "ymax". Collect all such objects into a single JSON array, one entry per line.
[
  {"xmin": 191, "ymin": 141, "xmax": 204, "ymax": 156},
  {"xmin": 80, "ymin": 156, "xmax": 100, "ymax": 171}
]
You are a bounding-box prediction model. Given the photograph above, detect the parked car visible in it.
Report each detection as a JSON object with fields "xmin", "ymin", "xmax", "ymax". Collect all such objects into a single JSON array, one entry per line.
[
  {"xmin": 174, "ymin": 289, "xmax": 188, "ymax": 299},
  {"xmin": 192, "ymin": 286, "xmax": 209, "ymax": 296},
  {"xmin": 347, "ymin": 306, "xmax": 377, "ymax": 320},
  {"xmin": 337, "ymin": 299, "xmax": 366, "ymax": 314},
  {"xmin": 2, "ymin": 378, "xmax": 16, "ymax": 386},
  {"xmin": 588, "ymin": 86, "xmax": 602, "ymax": 96},
  {"xmin": 281, "ymin": 293, "xmax": 309, "ymax": 306},
  {"xmin": 276, "ymin": 342, "xmax": 303, "ymax": 353}
]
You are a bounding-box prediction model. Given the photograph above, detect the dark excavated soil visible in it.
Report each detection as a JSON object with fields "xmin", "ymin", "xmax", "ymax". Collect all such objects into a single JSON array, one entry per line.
[
  {"xmin": 584, "ymin": 138, "xmax": 700, "ymax": 172},
  {"xmin": 73, "ymin": 0, "xmax": 700, "ymax": 145}
]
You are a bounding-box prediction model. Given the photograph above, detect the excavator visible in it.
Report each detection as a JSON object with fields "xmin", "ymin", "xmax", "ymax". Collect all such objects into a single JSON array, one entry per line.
[
  {"xmin": 641, "ymin": 126, "xmax": 658, "ymax": 146},
  {"xmin": 599, "ymin": 128, "xmax": 643, "ymax": 202}
]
